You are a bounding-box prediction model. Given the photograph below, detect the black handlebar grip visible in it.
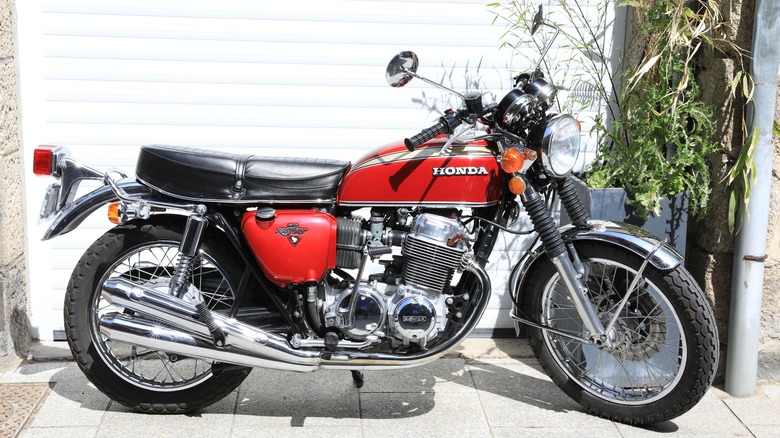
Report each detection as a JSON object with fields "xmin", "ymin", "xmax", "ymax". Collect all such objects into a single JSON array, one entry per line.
[{"xmin": 404, "ymin": 120, "xmax": 447, "ymax": 151}]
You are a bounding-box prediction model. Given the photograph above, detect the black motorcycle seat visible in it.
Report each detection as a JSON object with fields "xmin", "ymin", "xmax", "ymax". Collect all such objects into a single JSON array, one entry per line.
[{"xmin": 135, "ymin": 145, "xmax": 350, "ymax": 203}]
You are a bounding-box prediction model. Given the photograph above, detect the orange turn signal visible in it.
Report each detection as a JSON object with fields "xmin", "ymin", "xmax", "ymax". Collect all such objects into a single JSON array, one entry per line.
[
  {"xmin": 107, "ymin": 201, "xmax": 120, "ymax": 224},
  {"xmin": 500, "ymin": 148, "xmax": 525, "ymax": 173},
  {"xmin": 508, "ymin": 176, "xmax": 526, "ymax": 195}
]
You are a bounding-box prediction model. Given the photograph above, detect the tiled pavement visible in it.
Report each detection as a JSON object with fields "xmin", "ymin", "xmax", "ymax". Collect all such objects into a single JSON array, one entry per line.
[{"xmin": 2, "ymin": 339, "xmax": 779, "ymax": 438}]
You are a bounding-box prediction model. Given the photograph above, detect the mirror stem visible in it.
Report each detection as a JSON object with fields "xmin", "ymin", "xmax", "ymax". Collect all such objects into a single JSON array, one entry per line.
[
  {"xmin": 530, "ymin": 24, "xmax": 560, "ymax": 76},
  {"xmin": 402, "ymin": 67, "xmax": 466, "ymax": 104}
]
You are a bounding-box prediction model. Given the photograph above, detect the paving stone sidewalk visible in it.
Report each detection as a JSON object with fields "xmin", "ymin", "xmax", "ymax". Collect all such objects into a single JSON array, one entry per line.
[{"xmin": 2, "ymin": 339, "xmax": 779, "ymax": 438}]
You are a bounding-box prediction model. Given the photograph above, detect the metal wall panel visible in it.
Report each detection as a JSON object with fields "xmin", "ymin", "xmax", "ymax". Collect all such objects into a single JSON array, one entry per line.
[{"xmin": 18, "ymin": 0, "xmax": 615, "ymax": 339}]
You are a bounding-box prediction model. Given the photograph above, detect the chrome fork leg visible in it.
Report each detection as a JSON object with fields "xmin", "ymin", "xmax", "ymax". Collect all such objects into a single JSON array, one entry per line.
[
  {"xmin": 550, "ymin": 253, "xmax": 605, "ymax": 343},
  {"xmin": 520, "ymin": 181, "xmax": 605, "ymax": 343}
]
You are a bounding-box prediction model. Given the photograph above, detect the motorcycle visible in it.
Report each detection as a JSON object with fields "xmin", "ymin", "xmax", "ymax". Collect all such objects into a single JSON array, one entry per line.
[{"xmin": 32, "ymin": 7, "xmax": 717, "ymax": 424}]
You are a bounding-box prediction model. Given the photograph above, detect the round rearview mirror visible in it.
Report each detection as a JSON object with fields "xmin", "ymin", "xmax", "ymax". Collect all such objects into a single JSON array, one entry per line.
[
  {"xmin": 531, "ymin": 5, "xmax": 544, "ymax": 35},
  {"xmin": 386, "ymin": 51, "xmax": 419, "ymax": 88}
]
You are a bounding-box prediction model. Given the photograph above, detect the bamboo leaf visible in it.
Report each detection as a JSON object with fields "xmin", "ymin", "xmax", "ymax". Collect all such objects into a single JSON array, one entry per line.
[
  {"xmin": 731, "ymin": 71, "xmax": 742, "ymax": 96},
  {"xmin": 627, "ymin": 54, "xmax": 662, "ymax": 91},
  {"xmin": 774, "ymin": 120, "xmax": 780, "ymax": 137},
  {"xmin": 728, "ymin": 189, "xmax": 737, "ymax": 233}
]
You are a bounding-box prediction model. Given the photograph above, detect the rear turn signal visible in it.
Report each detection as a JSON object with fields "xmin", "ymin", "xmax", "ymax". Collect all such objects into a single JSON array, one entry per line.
[
  {"xmin": 33, "ymin": 145, "xmax": 57, "ymax": 176},
  {"xmin": 508, "ymin": 176, "xmax": 526, "ymax": 195},
  {"xmin": 107, "ymin": 201, "xmax": 120, "ymax": 225},
  {"xmin": 500, "ymin": 148, "xmax": 525, "ymax": 173}
]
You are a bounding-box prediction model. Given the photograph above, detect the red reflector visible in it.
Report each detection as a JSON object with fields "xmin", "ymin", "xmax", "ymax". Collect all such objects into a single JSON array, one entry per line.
[{"xmin": 33, "ymin": 145, "xmax": 57, "ymax": 176}]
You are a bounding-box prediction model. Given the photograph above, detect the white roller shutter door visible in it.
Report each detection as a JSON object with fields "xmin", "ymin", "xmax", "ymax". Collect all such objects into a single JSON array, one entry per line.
[{"xmin": 18, "ymin": 0, "xmax": 614, "ymax": 339}]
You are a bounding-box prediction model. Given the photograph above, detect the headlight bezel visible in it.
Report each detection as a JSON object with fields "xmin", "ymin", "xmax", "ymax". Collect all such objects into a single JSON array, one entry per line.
[{"xmin": 540, "ymin": 114, "xmax": 581, "ymax": 177}]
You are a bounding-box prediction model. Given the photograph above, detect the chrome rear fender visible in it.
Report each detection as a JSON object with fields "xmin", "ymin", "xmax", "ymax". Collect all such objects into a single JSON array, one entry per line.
[{"xmin": 42, "ymin": 181, "xmax": 158, "ymax": 240}]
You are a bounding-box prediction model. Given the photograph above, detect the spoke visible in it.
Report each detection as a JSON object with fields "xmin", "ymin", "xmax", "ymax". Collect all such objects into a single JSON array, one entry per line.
[
  {"xmin": 542, "ymin": 255, "xmax": 687, "ymax": 403},
  {"xmin": 612, "ymin": 353, "xmax": 642, "ymax": 394},
  {"xmin": 637, "ymin": 353, "xmax": 665, "ymax": 389},
  {"xmin": 149, "ymin": 247, "xmax": 172, "ymax": 281},
  {"xmin": 96, "ymin": 243, "xmax": 232, "ymax": 389},
  {"xmin": 652, "ymin": 341, "xmax": 684, "ymax": 359}
]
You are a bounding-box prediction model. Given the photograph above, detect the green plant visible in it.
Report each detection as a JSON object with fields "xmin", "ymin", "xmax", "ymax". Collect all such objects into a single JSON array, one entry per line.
[
  {"xmin": 587, "ymin": 0, "xmax": 732, "ymax": 218},
  {"xmin": 489, "ymin": 0, "xmax": 618, "ymax": 116},
  {"xmin": 491, "ymin": 0, "xmax": 752, "ymax": 221},
  {"xmin": 727, "ymin": 120, "xmax": 780, "ymax": 232}
]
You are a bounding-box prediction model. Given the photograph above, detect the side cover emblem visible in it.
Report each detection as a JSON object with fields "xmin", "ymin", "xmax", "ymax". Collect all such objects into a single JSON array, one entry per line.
[
  {"xmin": 276, "ymin": 223, "xmax": 308, "ymax": 247},
  {"xmin": 432, "ymin": 166, "xmax": 489, "ymax": 176}
]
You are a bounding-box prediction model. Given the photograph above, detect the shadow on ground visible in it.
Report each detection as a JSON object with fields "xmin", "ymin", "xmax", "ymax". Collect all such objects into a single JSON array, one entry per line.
[{"xmin": 9, "ymin": 354, "xmax": 673, "ymax": 433}]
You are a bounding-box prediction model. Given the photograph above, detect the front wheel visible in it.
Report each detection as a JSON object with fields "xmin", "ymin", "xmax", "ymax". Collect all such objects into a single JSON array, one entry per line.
[{"xmin": 522, "ymin": 242, "xmax": 718, "ymax": 424}]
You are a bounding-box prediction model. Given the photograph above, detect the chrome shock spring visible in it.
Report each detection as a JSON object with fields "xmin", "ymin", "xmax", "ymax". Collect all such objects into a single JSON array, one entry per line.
[{"xmin": 169, "ymin": 253, "xmax": 194, "ymax": 298}]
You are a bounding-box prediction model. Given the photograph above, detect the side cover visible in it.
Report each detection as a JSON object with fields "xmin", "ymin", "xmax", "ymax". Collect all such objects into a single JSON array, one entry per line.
[{"xmin": 241, "ymin": 210, "xmax": 338, "ymax": 287}]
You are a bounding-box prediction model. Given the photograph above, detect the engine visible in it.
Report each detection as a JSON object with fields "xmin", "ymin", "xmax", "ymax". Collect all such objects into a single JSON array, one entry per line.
[{"xmin": 321, "ymin": 212, "xmax": 468, "ymax": 348}]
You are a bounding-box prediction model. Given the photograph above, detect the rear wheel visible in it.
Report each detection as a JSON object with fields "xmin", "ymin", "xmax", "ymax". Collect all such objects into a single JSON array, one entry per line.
[
  {"xmin": 65, "ymin": 216, "xmax": 251, "ymax": 413},
  {"xmin": 522, "ymin": 242, "xmax": 718, "ymax": 424}
]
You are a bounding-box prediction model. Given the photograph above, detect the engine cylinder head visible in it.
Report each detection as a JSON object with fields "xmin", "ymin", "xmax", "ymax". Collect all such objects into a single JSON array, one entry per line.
[{"xmin": 401, "ymin": 214, "xmax": 466, "ymax": 293}]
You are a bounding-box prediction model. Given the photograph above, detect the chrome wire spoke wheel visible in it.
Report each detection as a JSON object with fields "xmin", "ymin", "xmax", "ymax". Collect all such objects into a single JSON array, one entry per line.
[
  {"xmin": 540, "ymin": 257, "xmax": 686, "ymax": 405},
  {"xmin": 89, "ymin": 242, "xmax": 235, "ymax": 392}
]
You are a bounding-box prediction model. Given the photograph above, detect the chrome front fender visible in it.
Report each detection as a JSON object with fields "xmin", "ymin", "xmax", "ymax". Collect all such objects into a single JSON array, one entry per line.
[
  {"xmin": 41, "ymin": 181, "xmax": 156, "ymax": 240},
  {"xmin": 508, "ymin": 220, "xmax": 683, "ymax": 308}
]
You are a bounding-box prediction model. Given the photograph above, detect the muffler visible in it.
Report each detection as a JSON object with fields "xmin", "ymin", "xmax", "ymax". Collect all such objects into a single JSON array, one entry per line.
[{"xmin": 99, "ymin": 278, "xmax": 320, "ymax": 372}]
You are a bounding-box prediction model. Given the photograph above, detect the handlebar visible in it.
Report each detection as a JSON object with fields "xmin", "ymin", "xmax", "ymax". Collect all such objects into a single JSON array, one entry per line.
[{"xmin": 404, "ymin": 113, "xmax": 461, "ymax": 151}]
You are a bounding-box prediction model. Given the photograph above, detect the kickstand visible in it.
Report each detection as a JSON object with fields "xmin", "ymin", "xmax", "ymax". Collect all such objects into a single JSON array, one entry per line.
[{"xmin": 350, "ymin": 370, "xmax": 365, "ymax": 388}]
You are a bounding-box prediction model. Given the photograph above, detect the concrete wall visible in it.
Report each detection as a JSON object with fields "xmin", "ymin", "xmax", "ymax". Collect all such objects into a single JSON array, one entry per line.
[
  {"xmin": 0, "ymin": 0, "xmax": 30, "ymax": 357},
  {"xmin": 690, "ymin": 0, "xmax": 780, "ymax": 361},
  {"xmin": 762, "ymin": 70, "xmax": 780, "ymax": 346}
]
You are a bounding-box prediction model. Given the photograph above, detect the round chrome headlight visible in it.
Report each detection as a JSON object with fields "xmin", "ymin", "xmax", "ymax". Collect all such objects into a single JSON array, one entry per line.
[{"xmin": 541, "ymin": 114, "xmax": 580, "ymax": 176}]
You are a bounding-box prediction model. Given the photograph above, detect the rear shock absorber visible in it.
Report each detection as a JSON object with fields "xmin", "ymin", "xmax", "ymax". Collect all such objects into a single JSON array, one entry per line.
[
  {"xmin": 170, "ymin": 209, "xmax": 226, "ymax": 347},
  {"xmin": 555, "ymin": 177, "xmax": 589, "ymax": 228}
]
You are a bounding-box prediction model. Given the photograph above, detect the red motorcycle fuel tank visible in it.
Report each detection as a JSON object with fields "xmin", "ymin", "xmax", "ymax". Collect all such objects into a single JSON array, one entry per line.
[
  {"xmin": 337, "ymin": 138, "xmax": 501, "ymax": 206},
  {"xmin": 241, "ymin": 210, "xmax": 337, "ymax": 287}
]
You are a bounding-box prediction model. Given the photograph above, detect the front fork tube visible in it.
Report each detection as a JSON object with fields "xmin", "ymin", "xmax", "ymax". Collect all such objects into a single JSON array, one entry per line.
[{"xmin": 520, "ymin": 182, "xmax": 607, "ymax": 345}]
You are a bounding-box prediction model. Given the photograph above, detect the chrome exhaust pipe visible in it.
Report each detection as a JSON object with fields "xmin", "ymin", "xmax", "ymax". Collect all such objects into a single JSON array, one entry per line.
[
  {"xmin": 100, "ymin": 278, "xmax": 321, "ymax": 372},
  {"xmin": 99, "ymin": 313, "xmax": 317, "ymax": 372},
  {"xmin": 99, "ymin": 259, "xmax": 491, "ymax": 371}
]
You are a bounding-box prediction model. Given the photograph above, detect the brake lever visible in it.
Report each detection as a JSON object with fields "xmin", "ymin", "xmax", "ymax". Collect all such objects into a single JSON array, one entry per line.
[{"xmin": 438, "ymin": 122, "xmax": 477, "ymax": 156}]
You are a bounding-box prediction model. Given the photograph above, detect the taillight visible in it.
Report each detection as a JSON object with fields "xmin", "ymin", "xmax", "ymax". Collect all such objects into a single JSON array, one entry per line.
[{"xmin": 33, "ymin": 145, "xmax": 57, "ymax": 176}]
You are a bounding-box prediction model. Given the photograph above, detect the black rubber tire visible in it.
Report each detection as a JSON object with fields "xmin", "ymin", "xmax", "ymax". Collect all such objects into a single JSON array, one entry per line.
[
  {"xmin": 521, "ymin": 242, "xmax": 718, "ymax": 425},
  {"xmin": 64, "ymin": 216, "xmax": 251, "ymax": 413}
]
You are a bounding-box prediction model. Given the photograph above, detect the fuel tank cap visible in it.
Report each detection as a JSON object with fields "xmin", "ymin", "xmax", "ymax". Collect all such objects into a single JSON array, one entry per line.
[{"xmin": 255, "ymin": 207, "xmax": 276, "ymax": 221}]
